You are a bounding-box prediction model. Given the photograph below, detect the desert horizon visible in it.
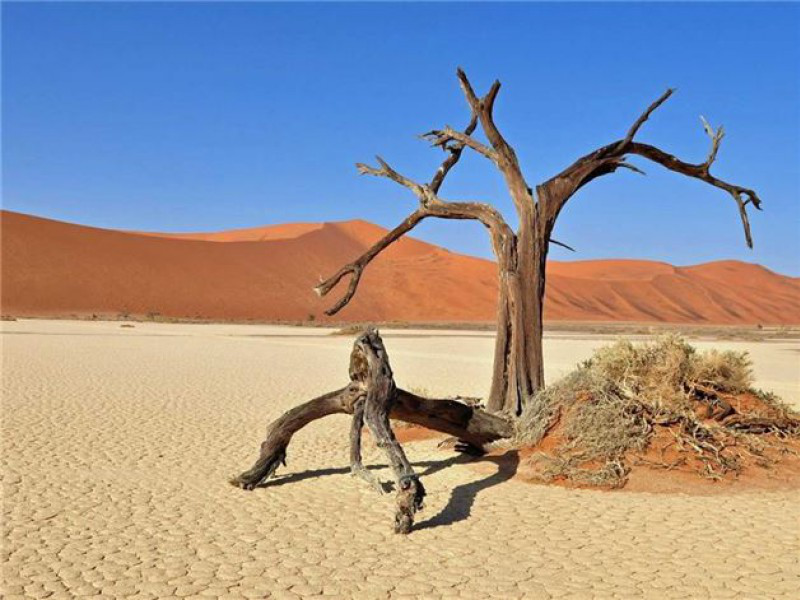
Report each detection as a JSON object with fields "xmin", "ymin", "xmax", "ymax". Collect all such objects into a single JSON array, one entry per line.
[{"xmin": 4, "ymin": 209, "xmax": 799, "ymax": 326}]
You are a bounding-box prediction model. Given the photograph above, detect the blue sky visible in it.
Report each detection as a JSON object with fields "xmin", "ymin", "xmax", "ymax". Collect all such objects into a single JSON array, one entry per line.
[{"xmin": 3, "ymin": 2, "xmax": 799, "ymax": 274}]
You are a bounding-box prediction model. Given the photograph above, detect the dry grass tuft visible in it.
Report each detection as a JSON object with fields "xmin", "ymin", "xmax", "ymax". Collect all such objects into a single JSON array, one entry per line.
[{"xmin": 516, "ymin": 335, "xmax": 799, "ymax": 488}]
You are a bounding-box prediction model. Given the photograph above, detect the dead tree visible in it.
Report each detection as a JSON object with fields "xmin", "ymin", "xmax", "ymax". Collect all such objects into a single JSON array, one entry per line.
[
  {"xmin": 234, "ymin": 72, "xmax": 761, "ymax": 533},
  {"xmin": 315, "ymin": 69, "xmax": 761, "ymax": 415},
  {"xmin": 233, "ymin": 328, "xmax": 512, "ymax": 532}
]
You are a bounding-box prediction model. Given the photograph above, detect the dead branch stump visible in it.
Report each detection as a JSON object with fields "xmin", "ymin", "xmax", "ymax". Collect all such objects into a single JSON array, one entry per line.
[
  {"xmin": 353, "ymin": 329, "xmax": 425, "ymax": 532},
  {"xmin": 231, "ymin": 328, "xmax": 512, "ymax": 534}
]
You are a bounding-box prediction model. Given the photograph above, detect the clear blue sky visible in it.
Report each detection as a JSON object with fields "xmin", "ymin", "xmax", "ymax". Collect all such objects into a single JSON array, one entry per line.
[{"xmin": 3, "ymin": 2, "xmax": 799, "ymax": 274}]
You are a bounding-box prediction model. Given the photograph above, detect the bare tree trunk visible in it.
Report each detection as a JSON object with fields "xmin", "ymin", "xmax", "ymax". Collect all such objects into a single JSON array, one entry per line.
[
  {"xmin": 487, "ymin": 273, "xmax": 533, "ymax": 415},
  {"xmin": 487, "ymin": 281, "xmax": 511, "ymax": 413},
  {"xmin": 486, "ymin": 223, "xmax": 546, "ymax": 416},
  {"xmin": 527, "ymin": 221, "xmax": 549, "ymax": 396}
]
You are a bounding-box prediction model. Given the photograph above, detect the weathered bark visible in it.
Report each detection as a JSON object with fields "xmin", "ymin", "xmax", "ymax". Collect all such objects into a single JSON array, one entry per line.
[
  {"xmin": 350, "ymin": 396, "xmax": 385, "ymax": 493},
  {"xmin": 356, "ymin": 329, "xmax": 425, "ymax": 533},
  {"xmin": 392, "ymin": 389, "xmax": 513, "ymax": 443},
  {"xmin": 486, "ymin": 257, "xmax": 534, "ymax": 415},
  {"xmin": 232, "ymin": 329, "xmax": 513, "ymax": 532},
  {"xmin": 313, "ymin": 69, "xmax": 761, "ymax": 418},
  {"xmin": 234, "ymin": 385, "xmax": 359, "ymax": 491},
  {"xmin": 484, "ymin": 225, "xmax": 547, "ymax": 416}
]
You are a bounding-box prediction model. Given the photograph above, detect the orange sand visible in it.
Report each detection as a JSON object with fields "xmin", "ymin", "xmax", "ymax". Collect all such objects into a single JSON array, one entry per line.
[{"xmin": 3, "ymin": 210, "xmax": 799, "ymax": 324}]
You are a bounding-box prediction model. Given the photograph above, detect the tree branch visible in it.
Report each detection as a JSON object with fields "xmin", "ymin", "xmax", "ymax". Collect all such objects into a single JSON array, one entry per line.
[
  {"xmin": 617, "ymin": 88, "xmax": 674, "ymax": 151},
  {"xmin": 422, "ymin": 126, "xmax": 498, "ymax": 163},
  {"xmin": 539, "ymin": 89, "xmax": 762, "ymax": 248},
  {"xmin": 314, "ymin": 193, "xmax": 513, "ymax": 316},
  {"xmin": 316, "ymin": 119, "xmax": 512, "ymax": 316},
  {"xmin": 700, "ymin": 115, "xmax": 724, "ymax": 171},
  {"xmin": 429, "ymin": 114, "xmax": 478, "ymax": 193},
  {"xmin": 549, "ymin": 238, "xmax": 576, "ymax": 252},
  {"xmin": 314, "ymin": 211, "xmax": 428, "ymax": 315},
  {"xmin": 627, "ymin": 141, "xmax": 761, "ymax": 248},
  {"xmin": 456, "ymin": 68, "xmax": 533, "ymax": 220},
  {"xmin": 356, "ymin": 156, "xmax": 428, "ymax": 201}
]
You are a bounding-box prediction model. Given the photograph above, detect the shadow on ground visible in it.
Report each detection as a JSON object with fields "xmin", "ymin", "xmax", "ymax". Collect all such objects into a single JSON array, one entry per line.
[
  {"xmin": 254, "ymin": 449, "xmax": 520, "ymax": 530},
  {"xmin": 255, "ymin": 454, "xmax": 473, "ymax": 490},
  {"xmin": 415, "ymin": 450, "xmax": 520, "ymax": 531}
]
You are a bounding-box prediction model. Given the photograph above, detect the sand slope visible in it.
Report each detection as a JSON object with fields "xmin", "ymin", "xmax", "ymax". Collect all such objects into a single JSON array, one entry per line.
[{"xmin": 2, "ymin": 210, "xmax": 799, "ymax": 324}]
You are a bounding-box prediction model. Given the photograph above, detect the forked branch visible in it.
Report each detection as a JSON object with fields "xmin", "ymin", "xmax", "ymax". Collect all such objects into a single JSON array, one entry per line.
[
  {"xmin": 454, "ymin": 68, "xmax": 533, "ymax": 218},
  {"xmin": 541, "ymin": 89, "xmax": 761, "ymax": 247},
  {"xmin": 356, "ymin": 157, "xmax": 427, "ymax": 200},
  {"xmin": 617, "ymin": 88, "xmax": 674, "ymax": 151},
  {"xmin": 628, "ymin": 141, "xmax": 761, "ymax": 247},
  {"xmin": 422, "ymin": 126, "xmax": 498, "ymax": 163},
  {"xmin": 316, "ymin": 117, "xmax": 511, "ymax": 316},
  {"xmin": 700, "ymin": 115, "xmax": 724, "ymax": 171}
]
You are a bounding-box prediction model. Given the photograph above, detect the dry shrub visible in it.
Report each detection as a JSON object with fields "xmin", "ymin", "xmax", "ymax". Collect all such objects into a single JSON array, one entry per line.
[
  {"xmin": 689, "ymin": 348, "xmax": 752, "ymax": 393},
  {"xmin": 516, "ymin": 335, "xmax": 798, "ymax": 488}
]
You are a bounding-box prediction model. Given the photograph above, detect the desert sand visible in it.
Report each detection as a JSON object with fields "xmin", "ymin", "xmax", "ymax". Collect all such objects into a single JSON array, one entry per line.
[
  {"xmin": 3, "ymin": 319, "xmax": 799, "ymax": 599},
  {"xmin": 4, "ymin": 210, "xmax": 800, "ymax": 325}
]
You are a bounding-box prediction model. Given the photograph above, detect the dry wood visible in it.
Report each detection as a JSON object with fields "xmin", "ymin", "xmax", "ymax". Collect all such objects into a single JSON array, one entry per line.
[
  {"xmin": 355, "ymin": 329, "xmax": 425, "ymax": 533},
  {"xmin": 232, "ymin": 329, "xmax": 512, "ymax": 533},
  {"xmin": 722, "ymin": 415, "xmax": 800, "ymax": 434},
  {"xmin": 350, "ymin": 396, "xmax": 384, "ymax": 494}
]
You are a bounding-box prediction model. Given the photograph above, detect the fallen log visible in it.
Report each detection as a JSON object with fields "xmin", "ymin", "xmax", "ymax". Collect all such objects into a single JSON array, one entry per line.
[{"xmin": 232, "ymin": 328, "xmax": 513, "ymax": 533}]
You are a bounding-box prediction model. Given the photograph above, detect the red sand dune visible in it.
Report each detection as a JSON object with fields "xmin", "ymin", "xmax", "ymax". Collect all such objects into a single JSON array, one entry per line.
[{"xmin": 2, "ymin": 210, "xmax": 799, "ymax": 324}]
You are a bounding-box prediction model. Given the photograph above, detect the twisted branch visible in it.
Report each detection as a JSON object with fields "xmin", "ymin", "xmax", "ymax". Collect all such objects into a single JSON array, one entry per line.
[
  {"xmin": 316, "ymin": 117, "xmax": 511, "ymax": 315},
  {"xmin": 540, "ymin": 89, "xmax": 761, "ymax": 247},
  {"xmin": 422, "ymin": 126, "xmax": 498, "ymax": 163},
  {"xmin": 628, "ymin": 141, "xmax": 761, "ymax": 248},
  {"xmin": 455, "ymin": 68, "xmax": 533, "ymax": 220}
]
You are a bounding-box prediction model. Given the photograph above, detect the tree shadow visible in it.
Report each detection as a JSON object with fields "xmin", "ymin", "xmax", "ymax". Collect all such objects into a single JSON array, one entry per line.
[
  {"xmin": 255, "ymin": 453, "xmax": 473, "ymax": 490},
  {"xmin": 414, "ymin": 450, "xmax": 520, "ymax": 531},
  {"xmin": 252, "ymin": 450, "xmax": 520, "ymax": 529}
]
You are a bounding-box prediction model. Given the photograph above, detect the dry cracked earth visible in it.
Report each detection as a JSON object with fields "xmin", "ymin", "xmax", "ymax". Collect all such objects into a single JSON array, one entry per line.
[{"xmin": 3, "ymin": 321, "xmax": 799, "ymax": 599}]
